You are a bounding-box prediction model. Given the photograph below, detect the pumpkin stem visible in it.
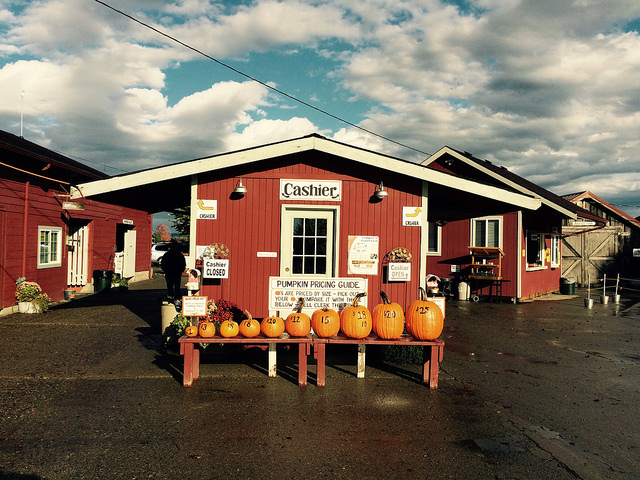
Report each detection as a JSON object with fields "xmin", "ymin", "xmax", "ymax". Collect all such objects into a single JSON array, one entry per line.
[
  {"xmin": 295, "ymin": 298, "xmax": 305, "ymax": 312},
  {"xmin": 419, "ymin": 286, "xmax": 427, "ymax": 301},
  {"xmin": 244, "ymin": 309, "xmax": 252, "ymax": 321},
  {"xmin": 351, "ymin": 292, "xmax": 367, "ymax": 307},
  {"xmin": 380, "ymin": 290, "xmax": 390, "ymax": 305}
]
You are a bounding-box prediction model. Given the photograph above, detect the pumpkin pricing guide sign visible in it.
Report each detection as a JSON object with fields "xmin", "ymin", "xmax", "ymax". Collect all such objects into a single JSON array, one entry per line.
[{"xmin": 268, "ymin": 277, "xmax": 368, "ymax": 312}]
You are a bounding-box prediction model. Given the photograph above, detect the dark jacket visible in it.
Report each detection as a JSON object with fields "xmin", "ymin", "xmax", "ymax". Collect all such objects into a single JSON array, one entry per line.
[{"xmin": 160, "ymin": 245, "xmax": 186, "ymax": 277}]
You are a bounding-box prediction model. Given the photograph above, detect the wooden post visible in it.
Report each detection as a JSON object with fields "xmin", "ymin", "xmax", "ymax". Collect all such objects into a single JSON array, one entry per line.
[
  {"xmin": 357, "ymin": 344, "xmax": 366, "ymax": 378},
  {"xmin": 268, "ymin": 343, "xmax": 277, "ymax": 377}
]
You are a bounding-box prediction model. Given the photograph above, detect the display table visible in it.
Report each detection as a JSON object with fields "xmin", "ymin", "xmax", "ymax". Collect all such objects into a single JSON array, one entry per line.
[
  {"xmin": 178, "ymin": 335, "xmax": 313, "ymax": 387},
  {"xmin": 312, "ymin": 334, "xmax": 445, "ymax": 389}
]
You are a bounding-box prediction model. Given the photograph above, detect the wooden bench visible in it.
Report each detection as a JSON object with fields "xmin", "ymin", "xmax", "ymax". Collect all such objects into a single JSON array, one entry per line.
[
  {"xmin": 178, "ymin": 335, "xmax": 313, "ymax": 387},
  {"xmin": 312, "ymin": 334, "xmax": 445, "ymax": 389}
]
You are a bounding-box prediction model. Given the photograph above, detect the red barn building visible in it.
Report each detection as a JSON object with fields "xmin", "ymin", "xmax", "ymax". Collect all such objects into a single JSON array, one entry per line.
[
  {"xmin": 0, "ymin": 130, "xmax": 153, "ymax": 313},
  {"xmin": 74, "ymin": 135, "xmax": 540, "ymax": 315}
]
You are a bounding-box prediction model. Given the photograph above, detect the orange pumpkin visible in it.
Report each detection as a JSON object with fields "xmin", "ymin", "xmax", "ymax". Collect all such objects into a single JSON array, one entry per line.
[
  {"xmin": 219, "ymin": 319, "xmax": 239, "ymax": 338},
  {"xmin": 285, "ymin": 298, "xmax": 311, "ymax": 337},
  {"xmin": 372, "ymin": 290, "xmax": 405, "ymax": 339},
  {"xmin": 311, "ymin": 306, "xmax": 340, "ymax": 338},
  {"xmin": 261, "ymin": 315, "xmax": 285, "ymax": 338},
  {"xmin": 239, "ymin": 310, "xmax": 261, "ymax": 338},
  {"xmin": 198, "ymin": 321, "xmax": 215, "ymax": 338},
  {"xmin": 340, "ymin": 293, "xmax": 372, "ymax": 339},
  {"xmin": 406, "ymin": 287, "xmax": 444, "ymax": 340},
  {"xmin": 185, "ymin": 325, "xmax": 199, "ymax": 337}
]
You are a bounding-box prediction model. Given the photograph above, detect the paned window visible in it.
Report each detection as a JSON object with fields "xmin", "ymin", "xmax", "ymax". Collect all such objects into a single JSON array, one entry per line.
[
  {"xmin": 471, "ymin": 217, "xmax": 501, "ymax": 248},
  {"xmin": 292, "ymin": 217, "xmax": 327, "ymax": 275},
  {"xmin": 550, "ymin": 235, "xmax": 560, "ymax": 268},
  {"xmin": 526, "ymin": 232, "xmax": 545, "ymax": 269},
  {"xmin": 38, "ymin": 226, "xmax": 62, "ymax": 268},
  {"xmin": 427, "ymin": 222, "xmax": 440, "ymax": 254}
]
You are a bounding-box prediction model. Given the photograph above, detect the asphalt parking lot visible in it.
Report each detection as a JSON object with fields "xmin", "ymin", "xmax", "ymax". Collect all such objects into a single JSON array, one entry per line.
[{"xmin": 1, "ymin": 277, "xmax": 638, "ymax": 479}]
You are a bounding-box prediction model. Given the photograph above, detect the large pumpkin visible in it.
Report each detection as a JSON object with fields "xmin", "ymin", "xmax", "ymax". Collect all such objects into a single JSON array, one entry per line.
[
  {"xmin": 185, "ymin": 325, "xmax": 199, "ymax": 337},
  {"xmin": 311, "ymin": 307, "xmax": 340, "ymax": 338},
  {"xmin": 239, "ymin": 310, "xmax": 261, "ymax": 338},
  {"xmin": 406, "ymin": 287, "xmax": 444, "ymax": 340},
  {"xmin": 285, "ymin": 298, "xmax": 311, "ymax": 337},
  {"xmin": 219, "ymin": 319, "xmax": 240, "ymax": 338},
  {"xmin": 198, "ymin": 321, "xmax": 215, "ymax": 338},
  {"xmin": 340, "ymin": 293, "xmax": 372, "ymax": 339},
  {"xmin": 261, "ymin": 315, "xmax": 285, "ymax": 338},
  {"xmin": 372, "ymin": 290, "xmax": 404, "ymax": 339}
]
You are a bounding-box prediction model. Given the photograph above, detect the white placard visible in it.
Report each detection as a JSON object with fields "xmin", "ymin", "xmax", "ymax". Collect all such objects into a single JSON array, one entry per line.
[
  {"xmin": 269, "ymin": 277, "xmax": 367, "ymax": 312},
  {"xmin": 196, "ymin": 199, "xmax": 217, "ymax": 220},
  {"xmin": 257, "ymin": 251, "xmax": 278, "ymax": 258},
  {"xmin": 633, "ymin": 248, "xmax": 640, "ymax": 258},
  {"xmin": 388, "ymin": 262, "xmax": 411, "ymax": 282},
  {"xmin": 203, "ymin": 258, "xmax": 229, "ymax": 279},
  {"xmin": 347, "ymin": 235, "xmax": 379, "ymax": 275},
  {"xmin": 182, "ymin": 296, "xmax": 207, "ymax": 317},
  {"xmin": 279, "ymin": 179, "xmax": 342, "ymax": 201},
  {"xmin": 426, "ymin": 297, "xmax": 445, "ymax": 318},
  {"xmin": 402, "ymin": 206, "xmax": 422, "ymax": 226}
]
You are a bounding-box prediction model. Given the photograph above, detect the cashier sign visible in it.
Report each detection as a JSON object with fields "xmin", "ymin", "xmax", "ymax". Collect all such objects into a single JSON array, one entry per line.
[{"xmin": 203, "ymin": 258, "xmax": 229, "ymax": 279}]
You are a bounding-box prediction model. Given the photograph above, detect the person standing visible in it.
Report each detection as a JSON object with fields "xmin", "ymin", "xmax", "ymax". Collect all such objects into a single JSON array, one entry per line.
[{"xmin": 160, "ymin": 241, "xmax": 186, "ymax": 301}]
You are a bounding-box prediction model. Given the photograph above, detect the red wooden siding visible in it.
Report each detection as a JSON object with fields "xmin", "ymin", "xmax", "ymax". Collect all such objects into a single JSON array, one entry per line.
[{"xmin": 195, "ymin": 156, "xmax": 423, "ymax": 316}]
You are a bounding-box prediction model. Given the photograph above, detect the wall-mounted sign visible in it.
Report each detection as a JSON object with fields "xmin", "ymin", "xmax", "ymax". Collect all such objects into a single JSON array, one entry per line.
[
  {"xmin": 347, "ymin": 236, "xmax": 379, "ymax": 275},
  {"xmin": 122, "ymin": 219, "xmax": 134, "ymax": 225},
  {"xmin": 182, "ymin": 296, "xmax": 207, "ymax": 317},
  {"xmin": 402, "ymin": 206, "xmax": 422, "ymax": 226},
  {"xmin": 196, "ymin": 199, "xmax": 217, "ymax": 220},
  {"xmin": 62, "ymin": 201, "xmax": 85, "ymax": 211},
  {"xmin": 572, "ymin": 220, "xmax": 596, "ymax": 226},
  {"xmin": 269, "ymin": 277, "xmax": 367, "ymax": 312},
  {"xmin": 257, "ymin": 251, "xmax": 278, "ymax": 257},
  {"xmin": 388, "ymin": 262, "xmax": 411, "ymax": 281},
  {"xmin": 203, "ymin": 258, "xmax": 229, "ymax": 279},
  {"xmin": 633, "ymin": 248, "xmax": 640, "ymax": 258},
  {"xmin": 279, "ymin": 179, "xmax": 341, "ymax": 201}
]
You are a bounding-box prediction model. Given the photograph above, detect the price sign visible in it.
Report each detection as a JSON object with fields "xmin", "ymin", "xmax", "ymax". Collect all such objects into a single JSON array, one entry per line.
[
  {"xmin": 203, "ymin": 259, "xmax": 229, "ymax": 279},
  {"xmin": 182, "ymin": 296, "xmax": 207, "ymax": 317}
]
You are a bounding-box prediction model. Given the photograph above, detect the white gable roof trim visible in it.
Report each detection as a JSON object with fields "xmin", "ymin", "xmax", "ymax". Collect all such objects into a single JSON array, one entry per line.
[{"xmin": 71, "ymin": 136, "xmax": 541, "ymax": 211}]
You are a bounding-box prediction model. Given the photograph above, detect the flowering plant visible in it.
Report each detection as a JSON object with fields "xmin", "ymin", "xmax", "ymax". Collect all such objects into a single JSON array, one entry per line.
[
  {"xmin": 204, "ymin": 299, "xmax": 244, "ymax": 327},
  {"xmin": 15, "ymin": 278, "xmax": 42, "ymax": 302}
]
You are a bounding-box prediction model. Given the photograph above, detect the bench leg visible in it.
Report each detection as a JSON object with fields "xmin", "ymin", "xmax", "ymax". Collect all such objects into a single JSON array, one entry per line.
[
  {"xmin": 268, "ymin": 343, "xmax": 277, "ymax": 377},
  {"xmin": 181, "ymin": 343, "xmax": 195, "ymax": 387},
  {"xmin": 314, "ymin": 342, "xmax": 326, "ymax": 387},
  {"xmin": 298, "ymin": 343, "xmax": 308, "ymax": 386},
  {"xmin": 357, "ymin": 344, "xmax": 366, "ymax": 378},
  {"xmin": 422, "ymin": 345, "xmax": 440, "ymax": 389}
]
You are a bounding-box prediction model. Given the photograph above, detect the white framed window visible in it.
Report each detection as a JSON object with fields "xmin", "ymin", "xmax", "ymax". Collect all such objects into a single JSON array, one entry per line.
[
  {"xmin": 471, "ymin": 217, "xmax": 501, "ymax": 248},
  {"xmin": 38, "ymin": 226, "xmax": 62, "ymax": 269},
  {"xmin": 427, "ymin": 222, "xmax": 441, "ymax": 255},
  {"xmin": 526, "ymin": 232, "xmax": 545, "ymax": 270},
  {"xmin": 550, "ymin": 235, "xmax": 560, "ymax": 268}
]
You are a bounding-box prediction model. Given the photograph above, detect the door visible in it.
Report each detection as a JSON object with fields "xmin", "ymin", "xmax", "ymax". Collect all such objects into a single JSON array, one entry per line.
[
  {"xmin": 123, "ymin": 229, "xmax": 136, "ymax": 278},
  {"xmin": 67, "ymin": 223, "xmax": 89, "ymax": 286},
  {"xmin": 280, "ymin": 207, "xmax": 338, "ymax": 277}
]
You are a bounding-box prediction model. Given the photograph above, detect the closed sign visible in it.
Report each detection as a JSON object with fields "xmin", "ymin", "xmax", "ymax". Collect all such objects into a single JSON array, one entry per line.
[{"xmin": 203, "ymin": 259, "xmax": 229, "ymax": 279}]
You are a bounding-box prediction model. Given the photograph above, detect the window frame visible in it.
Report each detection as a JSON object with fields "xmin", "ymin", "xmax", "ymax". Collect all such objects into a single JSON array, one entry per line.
[
  {"xmin": 470, "ymin": 216, "xmax": 502, "ymax": 249},
  {"xmin": 426, "ymin": 222, "xmax": 441, "ymax": 256},
  {"xmin": 38, "ymin": 225, "xmax": 63, "ymax": 269},
  {"xmin": 550, "ymin": 234, "xmax": 560, "ymax": 268},
  {"xmin": 526, "ymin": 231, "xmax": 546, "ymax": 271}
]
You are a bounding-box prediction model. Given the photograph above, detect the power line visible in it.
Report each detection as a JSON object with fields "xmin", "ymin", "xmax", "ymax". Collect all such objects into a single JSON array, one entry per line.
[{"xmin": 92, "ymin": 0, "xmax": 433, "ymax": 158}]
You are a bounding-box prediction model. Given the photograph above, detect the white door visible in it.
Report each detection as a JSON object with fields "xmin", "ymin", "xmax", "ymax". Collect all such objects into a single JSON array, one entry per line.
[
  {"xmin": 67, "ymin": 224, "xmax": 89, "ymax": 286},
  {"xmin": 123, "ymin": 229, "xmax": 136, "ymax": 278},
  {"xmin": 280, "ymin": 207, "xmax": 337, "ymax": 277}
]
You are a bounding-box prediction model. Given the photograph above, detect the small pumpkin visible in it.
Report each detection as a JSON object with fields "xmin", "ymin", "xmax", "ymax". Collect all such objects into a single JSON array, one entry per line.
[
  {"xmin": 311, "ymin": 306, "xmax": 340, "ymax": 338},
  {"xmin": 340, "ymin": 293, "xmax": 372, "ymax": 339},
  {"xmin": 261, "ymin": 315, "xmax": 285, "ymax": 338},
  {"xmin": 239, "ymin": 310, "xmax": 261, "ymax": 338},
  {"xmin": 405, "ymin": 287, "xmax": 444, "ymax": 340},
  {"xmin": 372, "ymin": 290, "xmax": 405, "ymax": 339},
  {"xmin": 285, "ymin": 298, "xmax": 311, "ymax": 337},
  {"xmin": 219, "ymin": 319, "xmax": 240, "ymax": 338},
  {"xmin": 185, "ymin": 325, "xmax": 199, "ymax": 337},
  {"xmin": 198, "ymin": 321, "xmax": 215, "ymax": 338}
]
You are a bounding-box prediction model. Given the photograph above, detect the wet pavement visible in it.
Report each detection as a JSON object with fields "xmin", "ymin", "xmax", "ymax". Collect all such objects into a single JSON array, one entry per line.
[{"xmin": 1, "ymin": 278, "xmax": 638, "ymax": 480}]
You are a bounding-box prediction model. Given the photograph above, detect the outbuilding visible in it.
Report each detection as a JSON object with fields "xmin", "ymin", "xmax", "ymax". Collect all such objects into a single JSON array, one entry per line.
[{"xmin": 73, "ymin": 134, "xmax": 540, "ymax": 315}]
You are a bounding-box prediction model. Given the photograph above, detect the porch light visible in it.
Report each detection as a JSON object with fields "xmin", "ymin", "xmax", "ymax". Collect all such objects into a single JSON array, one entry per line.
[
  {"xmin": 374, "ymin": 181, "xmax": 388, "ymax": 200},
  {"xmin": 233, "ymin": 179, "xmax": 247, "ymax": 196}
]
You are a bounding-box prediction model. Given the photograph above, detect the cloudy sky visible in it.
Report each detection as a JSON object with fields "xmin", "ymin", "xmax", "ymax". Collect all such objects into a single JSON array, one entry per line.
[{"xmin": 1, "ymin": 0, "xmax": 640, "ymax": 225}]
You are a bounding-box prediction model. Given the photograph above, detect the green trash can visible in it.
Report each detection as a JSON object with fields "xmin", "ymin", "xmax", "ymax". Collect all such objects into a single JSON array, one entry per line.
[
  {"xmin": 560, "ymin": 277, "xmax": 576, "ymax": 295},
  {"xmin": 93, "ymin": 270, "xmax": 114, "ymax": 293}
]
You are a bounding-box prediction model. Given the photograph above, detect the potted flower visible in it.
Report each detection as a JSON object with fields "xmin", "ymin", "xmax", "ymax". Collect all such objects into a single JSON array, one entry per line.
[
  {"xmin": 111, "ymin": 275, "xmax": 130, "ymax": 292},
  {"xmin": 15, "ymin": 278, "xmax": 51, "ymax": 313}
]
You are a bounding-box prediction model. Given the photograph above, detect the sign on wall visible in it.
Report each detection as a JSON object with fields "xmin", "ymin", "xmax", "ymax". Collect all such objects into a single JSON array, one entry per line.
[
  {"xmin": 196, "ymin": 199, "xmax": 217, "ymax": 220},
  {"xmin": 203, "ymin": 258, "xmax": 229, "ymax": 279},
  {"xmin": 269, "ymin": 277, "xmax": 368, "ymax": 312},
  {"xmin": 279, "ymin": 179, "xmax": 342, "ymax": 201},
  {"xmin": 388, "ymin": 262, "xmax": 411, "ymax": 281},
  {"xmin": 347, "ymin": 236, "xmax": 379, "ymax": 275},
  {"xmin": 402, "ymin": 206, "xmax": 422, "ymax": 226},
  {"xmin": 181, "ymin": 296, "xmax": 207, "ymax": 317}
]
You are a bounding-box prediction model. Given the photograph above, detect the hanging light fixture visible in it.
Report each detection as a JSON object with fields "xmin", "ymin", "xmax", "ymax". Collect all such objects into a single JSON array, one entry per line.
[
  {"xmin": 233, "ymin": 179, "xmax": 247, "ymax": 195},
  {"xmin": 374, "ymin": 181, "xmax": 388, "ymax": 200}
]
